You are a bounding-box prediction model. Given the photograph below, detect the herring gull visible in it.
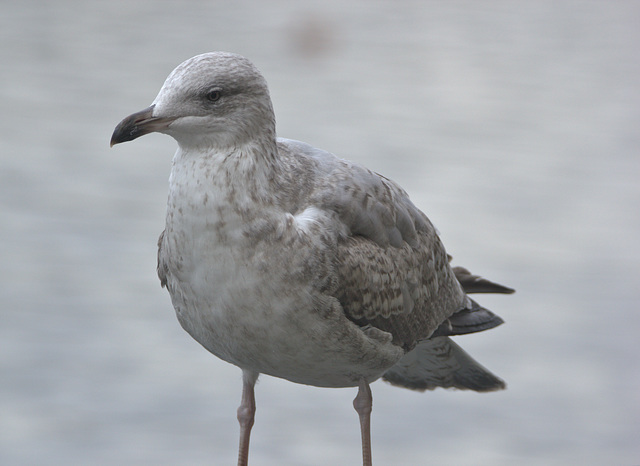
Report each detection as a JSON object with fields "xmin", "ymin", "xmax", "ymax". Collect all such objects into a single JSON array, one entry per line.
[{"xmin": 111, "ymin": 52, "xmax": 514, "ymax": 466}]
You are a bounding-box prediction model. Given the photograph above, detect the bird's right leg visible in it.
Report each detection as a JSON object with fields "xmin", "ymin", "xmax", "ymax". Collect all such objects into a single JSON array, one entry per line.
[
  {"xmin": 353, "ymin": 379, "xmax": 373, "ymax": 466},
  {"xmin": 237, "ymin": 370, "xmax": 258, "ymax": 466}
]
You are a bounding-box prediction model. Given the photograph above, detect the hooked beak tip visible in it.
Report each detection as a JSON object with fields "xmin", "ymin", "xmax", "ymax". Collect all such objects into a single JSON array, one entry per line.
[{"xmin": 110, "ymin": 105, "xmax": 174, "ymax": 147}]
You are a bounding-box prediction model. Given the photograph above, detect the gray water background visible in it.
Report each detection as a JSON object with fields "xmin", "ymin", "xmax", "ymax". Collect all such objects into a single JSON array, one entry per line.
[{"xmin": 1, "ymin": 1, "xmax": 638, "ymax": 465}]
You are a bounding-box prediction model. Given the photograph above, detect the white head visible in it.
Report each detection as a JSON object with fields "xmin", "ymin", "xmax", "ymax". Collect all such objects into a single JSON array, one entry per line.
[{"xmin": 111, "ymin": 52, "xmax": 276, "ymax": 151}]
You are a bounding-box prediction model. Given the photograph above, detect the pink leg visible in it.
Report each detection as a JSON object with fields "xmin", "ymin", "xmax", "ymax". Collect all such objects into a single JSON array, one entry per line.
[
  {"xmin": 237, "ymin": 370, "xmax": 258, "ymax": 466},
  {"xmin": 353, "ymin": 379, "xmax": 373, "ymax": 466}
]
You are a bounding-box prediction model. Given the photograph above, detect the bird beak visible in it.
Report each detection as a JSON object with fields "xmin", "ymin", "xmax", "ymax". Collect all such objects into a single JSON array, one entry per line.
[{"xmin": 110, "ymin": 105, "xmax": 176, "ymax": 147}]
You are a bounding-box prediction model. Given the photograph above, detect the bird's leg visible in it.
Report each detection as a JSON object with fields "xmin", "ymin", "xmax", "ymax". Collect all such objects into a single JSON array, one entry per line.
[
  {"xmin": 237, "ymin": 370, "xmax": 258, "ymax": 466},
  {"xmin": 353, "ymin": 379, "xmax": 373, "ymax": 466}
]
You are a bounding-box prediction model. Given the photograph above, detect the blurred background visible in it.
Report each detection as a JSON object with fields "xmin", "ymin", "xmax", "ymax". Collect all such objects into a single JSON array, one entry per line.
[{"xmin": 1, "ymin": 1, "xmax": 638, "ymax": 465}]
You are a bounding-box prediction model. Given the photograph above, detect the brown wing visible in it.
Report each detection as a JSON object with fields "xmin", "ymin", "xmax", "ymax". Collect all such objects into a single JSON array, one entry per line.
[
  {"xmin": 335, "ymin": 226, "xmax": 465, "ymax": 352},
  {"xmin": 301, "ymin": 157, "xmax": 466, "ymax": 352},
  {"xmin": 282, "ymin": 142, "xmax": 491, "ymax": 352}
]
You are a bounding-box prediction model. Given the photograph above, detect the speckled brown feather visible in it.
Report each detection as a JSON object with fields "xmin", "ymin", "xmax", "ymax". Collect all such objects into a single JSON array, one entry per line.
[
  {"xmin": 336, "ymin": 234, "xmax": 463, "ymax": 352},
  {"xmin": 274, "ymin": 139, "xmax": 468, "ymax": 353}
]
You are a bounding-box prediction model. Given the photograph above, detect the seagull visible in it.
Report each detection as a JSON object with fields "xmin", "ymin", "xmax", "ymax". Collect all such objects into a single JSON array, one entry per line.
[{"xmin": 111, "ymin": 52, "xmax": 514, "ymax": 466}]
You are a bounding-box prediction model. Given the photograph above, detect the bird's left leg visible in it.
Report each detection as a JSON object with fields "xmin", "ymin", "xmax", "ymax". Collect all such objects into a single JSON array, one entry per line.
[
  {"xmin": 237, "ymin": 370, "xmax": 258, "ymax": 466},
  {"xmin": 353, "ymin": 379, "xmax": 373, "ymax": 466}
]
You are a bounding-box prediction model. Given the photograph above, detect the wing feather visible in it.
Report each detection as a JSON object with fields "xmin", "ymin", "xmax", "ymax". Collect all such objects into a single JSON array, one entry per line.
[
  {"xmin": 309, "ymin": 159, "xmax": 465, "ymax": 351},
  {"xmin": 275, "ymin": 139, "xmax": 505, "ymax": 354}
]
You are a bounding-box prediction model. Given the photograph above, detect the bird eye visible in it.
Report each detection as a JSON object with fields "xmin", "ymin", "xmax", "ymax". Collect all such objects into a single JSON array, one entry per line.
[{"xmin": 206, "ymin": 89, "xmax": 222, "ymax": 102}]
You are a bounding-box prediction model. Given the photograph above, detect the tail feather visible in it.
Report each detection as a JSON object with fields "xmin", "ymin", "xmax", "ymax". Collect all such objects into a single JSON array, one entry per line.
[
  {"xmin": 382, "ymin": 336, "xmax": 505, "ymax": 392},
  {"xmin": 432, "ymin": 298, "xmax": 504, "ymax": 337},
  {"xmin": 453, "ymin": 266, "xmax": 515, "ymax": 294},
  {"xmin": 385, "ymin": 262, "xmax": 513, "ymax": 392}
]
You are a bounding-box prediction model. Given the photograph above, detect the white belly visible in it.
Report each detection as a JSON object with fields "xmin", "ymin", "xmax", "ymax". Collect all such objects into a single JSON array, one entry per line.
[
  {"xmin": 160, "ymin": 222, "xmax": 403, "ymax": 388},
  {"xmin": 159, "ymin": 150, "xmax": 404, "ymax": 387}
]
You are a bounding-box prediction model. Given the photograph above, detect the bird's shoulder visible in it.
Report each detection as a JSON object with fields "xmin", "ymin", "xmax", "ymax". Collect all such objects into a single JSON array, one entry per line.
[{"xmin": 276, "ymin": 138, "xmax": 431, "ymax": 249}]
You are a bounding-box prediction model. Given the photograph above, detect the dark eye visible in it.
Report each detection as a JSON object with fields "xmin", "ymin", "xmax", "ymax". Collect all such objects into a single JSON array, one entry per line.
[{"xmin": 206, "ymin": 89, "xmax": 222, "ymax": 102}]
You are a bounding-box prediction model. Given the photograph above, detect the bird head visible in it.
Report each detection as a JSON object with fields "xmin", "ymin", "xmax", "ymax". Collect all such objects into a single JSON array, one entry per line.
[{"xmin": 110, "ymin": 52, "xmax": 276, "ymax": 151}]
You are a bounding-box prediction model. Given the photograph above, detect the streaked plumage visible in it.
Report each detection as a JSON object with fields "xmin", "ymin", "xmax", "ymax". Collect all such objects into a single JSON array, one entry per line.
[{"xmin": 111, "ymin": 52, "xmax": 514, "ymax": 465}]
